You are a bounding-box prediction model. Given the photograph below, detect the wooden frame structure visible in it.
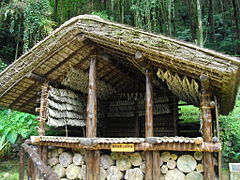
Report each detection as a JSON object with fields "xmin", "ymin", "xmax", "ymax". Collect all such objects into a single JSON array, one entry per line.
[{"xmin": 0, "ymin": 15, "xmax": 240, "ymax": 180}]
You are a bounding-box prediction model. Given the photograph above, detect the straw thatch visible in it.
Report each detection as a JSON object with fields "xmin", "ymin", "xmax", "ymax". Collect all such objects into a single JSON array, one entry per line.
[{"xmin": 0, "ymin": 15, "xmax": 239, "ymax": 115}]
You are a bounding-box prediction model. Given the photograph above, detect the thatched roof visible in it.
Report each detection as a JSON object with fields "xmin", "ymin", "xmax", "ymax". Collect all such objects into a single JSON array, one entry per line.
[{"xmin": 0, "ymin": 15, "xmax": 240, "ymax": 115}]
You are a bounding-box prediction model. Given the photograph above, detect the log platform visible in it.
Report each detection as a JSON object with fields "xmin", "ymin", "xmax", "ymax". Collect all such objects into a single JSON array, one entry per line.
[{"xmin": 30, "ymin": 136, "xmax": 221, "ymax": 152}]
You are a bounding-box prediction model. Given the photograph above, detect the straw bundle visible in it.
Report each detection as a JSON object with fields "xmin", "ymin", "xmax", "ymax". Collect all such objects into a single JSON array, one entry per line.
[
  {"xmin": 47, "ymin": 87, "xmax": 86, "ymax": 127},
  {"xmin": 62, "ymin": 68, "xmax": 116, "ymax": 100},
  {"xmin": 157, "ymin": 69, "xmax": 199, "ymax": 106}
]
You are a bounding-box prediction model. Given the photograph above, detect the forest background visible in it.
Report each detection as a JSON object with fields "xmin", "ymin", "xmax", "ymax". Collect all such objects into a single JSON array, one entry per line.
[{"xmin": 0, "ymin": 0, "xmax": 239, "ymax": 176}]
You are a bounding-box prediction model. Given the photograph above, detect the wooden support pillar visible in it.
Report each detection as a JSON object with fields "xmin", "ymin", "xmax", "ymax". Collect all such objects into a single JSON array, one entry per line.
[
  {"xmin": 145, "ymin": 69, "xmax": 153, "ymax": 180},
  {"xmin": 153, "ymin": 151, "xmax": 161, "ymax": 178},
  {"xmin": 27, "ymin": 157, "xmax": 36, "ymax": 180},
  {"xmin": 19, "ymin": 147, "xmax": 25, "ymax": 180},
  {"xmin": 200, "ymin": 75, "xmax": 215, "ymax": 180},
  {"xmin": 38, "ymin": 83, "xmax": 49, "ymax": 179},
  {"xmin": 86, "ymin": 55, "xmax": 100, "ymax": 180}
]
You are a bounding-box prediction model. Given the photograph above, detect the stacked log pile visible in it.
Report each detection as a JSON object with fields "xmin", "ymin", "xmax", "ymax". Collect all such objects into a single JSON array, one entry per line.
[
  {"xmin": 47, "ymin": 148, "xmax": 205, "ymax": 180},
  {"xmin": 159, "ymin": 151, "xmax": 204, "ymax": 180}
]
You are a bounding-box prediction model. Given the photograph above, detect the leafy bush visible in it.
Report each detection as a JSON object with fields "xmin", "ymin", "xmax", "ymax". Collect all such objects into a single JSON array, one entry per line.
[
  {"xmin": 179, "ymin": 99, "xmax": 240, "ymax": 166},
  {"xmin": 220, "ymin": 100, "xmax": 240, "ymax": 166},
  {"xmin": 179, "ymin": 101, "xmax": 200, "ymax": 123},
  {"xmin": 0, "ymin": 109, "xmax": 38, "ymax": 144},
  {"xmin": 0, "ymin": 109, "xmax": 37, "ymax": 157}
]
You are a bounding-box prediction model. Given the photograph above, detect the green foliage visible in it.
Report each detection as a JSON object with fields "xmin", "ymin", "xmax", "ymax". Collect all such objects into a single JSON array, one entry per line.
[
  {"xmin": 220, "ymin": 100, "xmax": 240, "ymax": 165},
  {"xmin": 23, "ymin": 0, "xmax": 54, "ymax": 52},
  {"xmin": 0, "ymin": 109, "xmax": 37, "ymax": 144},
  {"xmin": 179, "ymin": 99, "xmax": 240, "ymax": 166},
  {"xmin": 0, "ymin": 60, "xmax": 7, "ymax": 72},
  {"xmin": 179, "ymin": 102, "xmax": 200, "ymax": 123},
  {"xmin": 91, "ymin": 11, "xmax": 110, "ymax": 20}
]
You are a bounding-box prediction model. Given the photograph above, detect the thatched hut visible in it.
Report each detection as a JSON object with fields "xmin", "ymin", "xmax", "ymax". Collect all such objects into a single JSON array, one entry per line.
[{"xmin": 0, "ymin": 15, "xmax": 240, "ymax": 180}]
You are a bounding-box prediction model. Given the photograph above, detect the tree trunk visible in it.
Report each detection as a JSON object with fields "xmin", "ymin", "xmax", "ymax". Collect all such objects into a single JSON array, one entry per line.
[
  {"xmin": 167, "ymin": 0, "xmax": 172, "ymax": 36},
  {"xmin": 54, "ymin": 0, "xmax": 58, "ymax": 22},
  {"xmin": 196, "ymin": 0, "xmax": 203, "ymax": 47},
  {"xmin": 232, "ymin": 0, "xmax": 240, "ymax": 54},
  {"xmin": 208, "ymin": 0, "xmax": 215, "ymax": 43}
]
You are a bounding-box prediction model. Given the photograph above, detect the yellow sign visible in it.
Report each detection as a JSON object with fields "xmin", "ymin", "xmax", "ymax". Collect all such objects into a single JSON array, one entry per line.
[{"xmin": 111, "ymin": 144, "xmax": 134, "ymax": 152}]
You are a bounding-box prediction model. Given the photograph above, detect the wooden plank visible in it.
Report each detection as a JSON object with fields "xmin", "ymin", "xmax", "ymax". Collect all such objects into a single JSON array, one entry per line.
[
  {"xmin": 200, "ymin": 75, "xmax": 215, "ymax": 180},
  {"xmin": 86, "ymin": 54, "xmax": 99, "ymax": 180}
]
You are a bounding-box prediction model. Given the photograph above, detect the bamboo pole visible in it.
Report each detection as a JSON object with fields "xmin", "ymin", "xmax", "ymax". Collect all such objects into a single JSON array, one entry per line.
[
  {"xmin": 86, "ymin": 54, "xmax": 100, "ymax": 180},
  {"xmin": 200, "ymin": 75, "xmax": 215, "ymax": 180},
  {"xmin": 145, "ymin": 68, "xmax": 153, "ymax": 179}
]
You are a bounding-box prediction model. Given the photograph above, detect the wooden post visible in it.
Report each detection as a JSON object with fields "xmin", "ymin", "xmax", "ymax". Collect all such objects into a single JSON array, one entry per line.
[
  {"xmin": 27, "ymin": 157, "xmax": 36, "ymax": 180},
  {"xmin": 86, "ymin": 55, "xmax": 100, "ymax": 180},
  {"xmin": 145, "ymin": 69, "xmax": 153, "ymax": 138},
  {"xmin": 153, "ymin": 151, "xmax": 161, "ymax": 178},
  {"xmin": 145, "ymin": 68, "xmax": 153, "ymax": 180},
  {"xmin": 200, "ymin": 75, "xmax": 215, "ymax": 180},
  {"xmin": 38, "ymin": 83, "xmax": 49, "ymax": 179},
  {"xmin": 19, "ymin": 147, "xmax": 25, "ymax": 180},
  {"xmin": 215, "ymin": 96, "xmax": 222, "ymax": 180}
]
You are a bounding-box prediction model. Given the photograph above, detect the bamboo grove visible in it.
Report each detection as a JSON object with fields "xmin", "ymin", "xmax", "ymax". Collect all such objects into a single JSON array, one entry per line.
[{"xmin": 0, "ymin": 0, "xmax": 239, "ymax": 67}]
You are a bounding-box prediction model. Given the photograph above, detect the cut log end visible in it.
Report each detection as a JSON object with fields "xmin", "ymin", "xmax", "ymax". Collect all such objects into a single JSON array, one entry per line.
[
  {"xmin": 125, "ymin": 168, "xmax": 144, "ymax": 180},
  {"xmin": 59, "ymin": 152, "xmax": 73, "ymax": 168},
  {"xmin": 66, "ymin": 164, "xmax": 80, "ymax": 179},
  {"xmin": 165, "ymin": 168, "xmax": 185, "ymax": 180},
  {"xmin": 177, "ymin": 154, "xmax": 197, "ymax": 173}
]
